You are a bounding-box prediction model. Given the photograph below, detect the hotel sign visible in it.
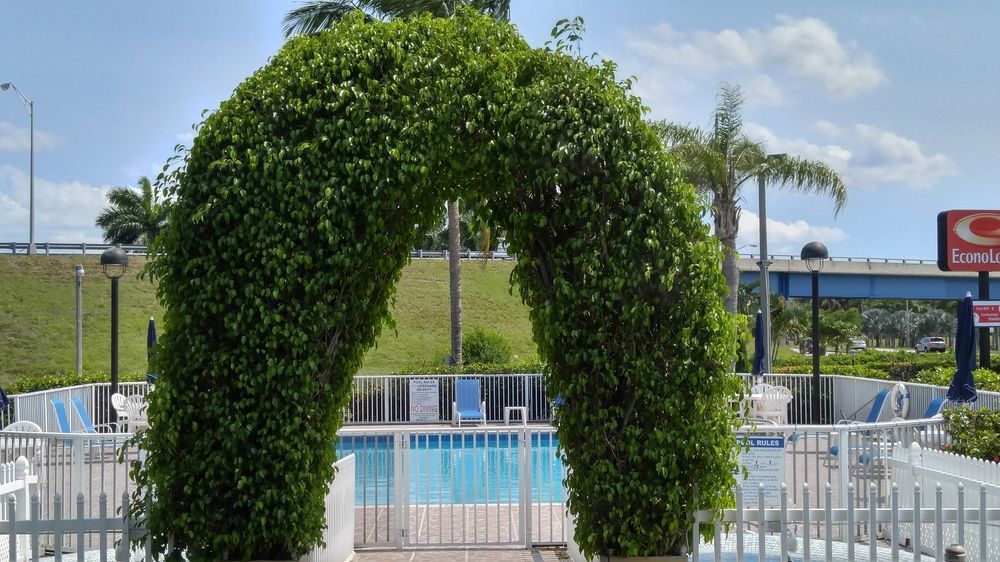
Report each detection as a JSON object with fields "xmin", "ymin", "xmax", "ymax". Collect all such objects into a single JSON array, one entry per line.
[
  {"xmin": 974, "ymin": 301, "xmax": 1000, "ymax": 327},
  {"xmin": 937, "ymin": 210, "xmax": 1000, "ymax": 271}
]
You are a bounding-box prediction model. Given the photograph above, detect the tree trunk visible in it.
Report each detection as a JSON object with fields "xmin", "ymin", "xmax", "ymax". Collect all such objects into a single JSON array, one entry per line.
[
  {"xmin": 448, "ymin": 199, "xmax": 463, "ymax": 365},
  {"xmin": 714, "ymin": 194, "xmax": 740, "ymax": 315}
]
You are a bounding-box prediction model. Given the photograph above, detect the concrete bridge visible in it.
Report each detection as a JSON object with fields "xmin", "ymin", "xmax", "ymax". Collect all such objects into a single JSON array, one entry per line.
[{"xmin": 738, "ymin": 255, "xmax": 1000, "ymax": 300}]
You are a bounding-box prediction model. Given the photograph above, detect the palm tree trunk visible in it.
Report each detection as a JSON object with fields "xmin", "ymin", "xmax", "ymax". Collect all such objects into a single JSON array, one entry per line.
[
  {"xmin": 448, "ymin": 199, "xmax": 463, "ymax": 365},
  {"xmin": 715, "ymin": 197, "xmax": 740, "ymax": 315}
]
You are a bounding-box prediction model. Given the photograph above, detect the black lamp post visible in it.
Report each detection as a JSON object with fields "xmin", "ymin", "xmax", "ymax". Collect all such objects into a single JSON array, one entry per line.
[
  {"xmin": 101, "ymin": 247, "xmax": 129, "ymax": 420},
  {"xmin": 801, "ymin": 241, "xmax": 828, "ymax": 424}
]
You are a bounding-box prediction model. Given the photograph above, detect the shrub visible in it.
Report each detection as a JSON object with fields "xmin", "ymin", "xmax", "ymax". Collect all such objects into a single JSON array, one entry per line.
[
  {"xmin": 9, "ymin": 371, "xmax": 146, "ymax": 394},
  {"xmin": 943, "ymin": 407, "xmax": 1000, "ymax": 462},
  {"xmin": 133, "ymin": 9, "xmax": 738, "ymax": 560},
  {"xmin": 461, "ymin": 328, "xmax": 513, "ymax": 365}
]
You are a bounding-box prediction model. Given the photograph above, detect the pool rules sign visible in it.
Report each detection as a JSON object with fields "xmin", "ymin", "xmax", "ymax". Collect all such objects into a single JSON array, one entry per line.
[
  {"xmin": 737, "ymin": 436, "xmax": 786, "ymax": 508},
  {"xmin": 409, "ymin": 379, "xmax": 440, "ymax": 422}
]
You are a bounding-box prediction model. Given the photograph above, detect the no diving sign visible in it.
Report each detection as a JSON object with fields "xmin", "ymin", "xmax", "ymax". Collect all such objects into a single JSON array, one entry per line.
[{"xmin": 737, "ymin": 436, "xmax": 786, "ymax": 508}]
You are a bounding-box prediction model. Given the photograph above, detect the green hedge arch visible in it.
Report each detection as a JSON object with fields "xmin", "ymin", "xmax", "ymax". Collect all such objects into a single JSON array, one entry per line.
[{"xmin": 139, "ymin": 10, "xmax": 739, "ymax": 560}]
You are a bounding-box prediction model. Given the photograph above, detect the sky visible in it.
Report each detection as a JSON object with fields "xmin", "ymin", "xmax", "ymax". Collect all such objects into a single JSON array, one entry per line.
[{"xmin": 0, "ymin": 1, "xmax": 994, "ymax": 260}]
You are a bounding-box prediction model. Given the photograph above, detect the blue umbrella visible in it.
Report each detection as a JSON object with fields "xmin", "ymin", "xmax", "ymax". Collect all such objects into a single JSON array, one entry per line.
[
  {"xmin": 146, "ymin": 317, "xmax": 158, "ymax": 385},
  {"xmin": 948, "ymin": 293, "xmax": 978, "ymax": 404},
  {"xmin": 752, "ymin": 310, "xmax": 765, "ymax": 378}
]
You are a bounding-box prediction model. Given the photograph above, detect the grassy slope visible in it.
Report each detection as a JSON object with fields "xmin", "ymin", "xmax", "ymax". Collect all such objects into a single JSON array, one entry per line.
[{"xmin": 0, "ymin": 256, "xmax": 535, "ymax": 384}]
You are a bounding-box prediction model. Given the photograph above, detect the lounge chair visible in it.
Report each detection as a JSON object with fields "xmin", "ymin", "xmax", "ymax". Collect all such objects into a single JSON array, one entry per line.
[
  {"xmin": 452, "ymin": 379, "xmax": 486, "ymax": 427},
  {"xmin": 828, "ymin": 389, "xmax": 890, "ymax": 465},
  {"xmin": 69, "ymin": 396, "xmax": 122, "ymax": 434}
]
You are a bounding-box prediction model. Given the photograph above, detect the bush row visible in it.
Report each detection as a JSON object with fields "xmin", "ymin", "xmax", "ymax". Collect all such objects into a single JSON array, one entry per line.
[{"xmin": 942, "ymin": 407, "xmax": 1000, "ymax": 462}]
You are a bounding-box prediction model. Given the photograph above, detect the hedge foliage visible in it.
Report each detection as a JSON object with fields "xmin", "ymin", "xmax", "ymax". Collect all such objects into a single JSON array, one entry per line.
[
  {"xmin": 136, "ymin": 10, "xmax": 738, "ymax": 559},
  {"xmin": 8, "ymin": 372, "xmax": 147, "ymax": 395},
  {"xmin": 942, "ymin": 407, "xmax": 1000, "ymax": 462},
  {"xmin": 461, "ymin": 327, "xmax": 513, "ymax": 364}
]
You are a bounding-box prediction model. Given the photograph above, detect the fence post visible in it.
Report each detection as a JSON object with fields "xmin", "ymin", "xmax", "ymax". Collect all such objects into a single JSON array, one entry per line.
[
  {"xmin": 14, "ymin": 457, "xmax": 29, "ymax": 557},
  {"xmin": 382, "ymin": 377, "xmax": 390, "ymax": 423},
  {"xmin": 946, "ymin": 544, "xmax": 967, "ymax": 561},
  {"xmin": 838, "ymin": 426, "xmax": 850, "ymax": 505},
  {"xmin": 72, "ymin": 437, "xmax": 85, "ymax": 505}
]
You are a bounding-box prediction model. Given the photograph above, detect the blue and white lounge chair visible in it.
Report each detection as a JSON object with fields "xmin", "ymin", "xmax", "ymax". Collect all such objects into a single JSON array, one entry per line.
[
  {"xmin": 453, "ymin": 379, "xmax": 486, "ymax": 426},
  {"xmin": 69, "ymin": 396, "xmax": 121, "ymax": 434},
  {"xmin": 828, "ymin": 389, "xmax": 890, "ymax": 464}
]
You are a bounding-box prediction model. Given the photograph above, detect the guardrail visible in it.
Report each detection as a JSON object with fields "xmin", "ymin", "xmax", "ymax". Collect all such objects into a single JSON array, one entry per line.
[{"xmin": 6, "ymin": 242, "xmax": 944, "ymax": 264}]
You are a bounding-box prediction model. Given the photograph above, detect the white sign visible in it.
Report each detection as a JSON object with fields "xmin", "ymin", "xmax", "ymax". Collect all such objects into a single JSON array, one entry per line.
[
  {"xmin": 409, "ymin": 379, "xmax": 440, "ymax": 422},
  {"xmin": 973, "ymin": 300, "xmax": 1000, "ymax": 327},
  {"xmin": 737, "ymin": 436, "xmax": 786, "ymax": 508}
]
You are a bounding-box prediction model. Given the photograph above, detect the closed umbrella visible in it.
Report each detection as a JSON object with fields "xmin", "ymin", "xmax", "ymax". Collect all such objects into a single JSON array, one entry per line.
[
  {"xmin": 948, "ymin": 292, "xmax": 978, "ymax": 404},
  {"xmin": 146, "ymin": 317, "xmax": 158, "ymax": 385},
  {"xmin": 752, "ymin": 310, "xmax": 765, "ymax": 379}
]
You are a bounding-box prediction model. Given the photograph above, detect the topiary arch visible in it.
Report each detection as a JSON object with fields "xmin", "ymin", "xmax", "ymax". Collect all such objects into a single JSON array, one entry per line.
[{"xmin": 139, "ymin": 10, "xmax": 740, "ymax": 561}]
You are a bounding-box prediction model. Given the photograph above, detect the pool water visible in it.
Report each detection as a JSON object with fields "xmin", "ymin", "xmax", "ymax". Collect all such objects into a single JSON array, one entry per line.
[{"xmin": 336, "ymin": 432, "xmax": 566, "ymax": 506}]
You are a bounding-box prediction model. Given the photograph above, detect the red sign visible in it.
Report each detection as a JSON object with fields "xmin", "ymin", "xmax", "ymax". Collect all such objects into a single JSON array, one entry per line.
[
  {"xmin": 973, "ymin": 301, "xmax": 1000, "ymax": 327},
  {"xmin": 937, "ymin": 210, "xmax": 1000, "ymax": 271}
]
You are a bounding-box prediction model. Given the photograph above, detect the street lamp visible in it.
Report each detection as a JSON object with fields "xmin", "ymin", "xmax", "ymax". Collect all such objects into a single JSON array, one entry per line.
[
  {"xmin": 757, "ymin": 153, "xmax": 786, "ymax": 375},
  {"xmin": 75, "ymin": 264, "xmax": 84, "ymax": 375},
  {"xmin": 0, "ymin": 82, "xmax": 35, "ymax": 255},
  {"xmin": 801, "ymin": 241, "xmax": 828, "ymax": 424},
  {"xmin": 101, "ymin": 247, "xmax": 129, "ymax": 420}
]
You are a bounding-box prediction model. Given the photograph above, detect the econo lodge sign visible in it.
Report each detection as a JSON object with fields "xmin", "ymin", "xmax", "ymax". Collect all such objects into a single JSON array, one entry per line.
[{"xmin": 937, "ymin": 210, "xmax": 1000, "ymax": 271}]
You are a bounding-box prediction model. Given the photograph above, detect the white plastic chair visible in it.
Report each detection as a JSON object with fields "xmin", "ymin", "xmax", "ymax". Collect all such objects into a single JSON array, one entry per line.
[
  {"xmin": 753, "ymin": 385, "xmax": 792, "ymax": 424},
  {"xmin": 111, "ymin": 393, "xmax": 130, "ymax": 425},
  {"xmin": 1, "ymin": 421, "xmax": 43, "ymax": 464},
  {"xmin": 122, "ymin": 396, "xmax": 149, "ymax": 433}
]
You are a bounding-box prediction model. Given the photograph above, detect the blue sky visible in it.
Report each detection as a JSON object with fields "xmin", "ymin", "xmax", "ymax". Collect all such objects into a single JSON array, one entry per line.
[{"xmin": 0, "ymin": 1, "xmax": 991, "ymax": 259}]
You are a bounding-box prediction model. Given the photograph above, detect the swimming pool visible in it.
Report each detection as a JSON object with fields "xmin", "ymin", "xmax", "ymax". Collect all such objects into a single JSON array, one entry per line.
[{"xmin": 336, "ymin": 431, "xmax": 567, "ymax": 506}]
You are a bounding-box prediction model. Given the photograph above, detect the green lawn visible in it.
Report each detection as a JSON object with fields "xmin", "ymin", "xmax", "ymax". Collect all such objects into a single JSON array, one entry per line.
[{"xmin": 0, "ymin": 255, "xmax": 535, "ymax": 385}]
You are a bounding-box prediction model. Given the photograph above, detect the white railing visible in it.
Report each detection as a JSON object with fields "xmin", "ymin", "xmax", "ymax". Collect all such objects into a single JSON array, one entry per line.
[
  {"xmin": 347, "ymin": 374, "xmax": 549, "ymax": 425},
  {"xmin": 2, "ymin": 382, "xmax": 150, "ymax": 431},
  {"xmin": 338, "ymin": 425, "xmax": 565, "ymax": 549},
  {"xmin": 306, "ymin": 454, "xmax": 356, "ymax": 562},
  {"xmin": 892, "ymin": 443, "xmax": 1000, "ymax": 561}
]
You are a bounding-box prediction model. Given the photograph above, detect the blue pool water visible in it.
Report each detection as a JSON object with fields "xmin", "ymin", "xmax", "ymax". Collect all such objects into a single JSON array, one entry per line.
[{"xmin": 336, "ymin": 432, "xmax": 566, "ymax": 506}]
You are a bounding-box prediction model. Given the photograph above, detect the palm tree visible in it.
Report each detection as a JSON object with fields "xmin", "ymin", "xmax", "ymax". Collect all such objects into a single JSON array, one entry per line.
[
  {"xmin": 283, "ymin": 0, "xmax": 510, "ymax": 366},
  {"xmin": 657, "ymin": 84, "xmax": 847, "ymax": 314},
  {"xmin": 95, "ymin": 176, "xmax": 169, "ymax": 245}
]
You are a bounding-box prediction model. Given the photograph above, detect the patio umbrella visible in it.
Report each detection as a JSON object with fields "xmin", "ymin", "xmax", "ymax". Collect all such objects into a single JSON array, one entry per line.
[
  {"xmin": 948, "ymin": 292, "xmax": 978, "ymax": 404},
  {"xmin": 752, "ymin": 310, "xmax": 765, "ymax": 379},
  {"xmin": 146, "ymin": 317, "xmax": 158, "ymax": 384}
]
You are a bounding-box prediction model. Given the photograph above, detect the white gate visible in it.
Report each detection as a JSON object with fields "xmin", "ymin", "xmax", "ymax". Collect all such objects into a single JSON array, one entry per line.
[{"xmin": 338, "ymin": 426, "xmax": 566, "ymax": 549}]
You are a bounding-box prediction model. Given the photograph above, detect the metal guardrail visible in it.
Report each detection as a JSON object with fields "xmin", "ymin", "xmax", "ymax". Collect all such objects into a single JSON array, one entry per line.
[
  {"xmin": 6, "ymin": 242, "xmax": 943, "ymax": 263},
  {"xmin": 2, "ymin": 242, "xmax": 516, "ymax": 260}
]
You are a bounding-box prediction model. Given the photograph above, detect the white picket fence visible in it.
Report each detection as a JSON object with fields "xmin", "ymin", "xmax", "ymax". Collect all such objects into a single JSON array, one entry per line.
[{"xmin": 891, "ymin": 443, "xmax": 1000, "ymax": 561}]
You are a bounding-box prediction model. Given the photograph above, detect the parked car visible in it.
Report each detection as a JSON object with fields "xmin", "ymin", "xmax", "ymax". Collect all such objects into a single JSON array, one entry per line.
[
  {"xmin": 798, "ymin": 338, "xmax": 826, "ymax": 355},
  {"xmin": 849, "ymin": 337, "xmax": 867, "ymax": 351},
  {"xmin": 915, "ymin": 336, "xmax": 947, "ymax": 353}
]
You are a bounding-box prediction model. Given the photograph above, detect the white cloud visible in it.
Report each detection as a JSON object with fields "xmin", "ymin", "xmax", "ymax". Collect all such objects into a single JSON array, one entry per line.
[
  {"xmin": 744, "ymin": 122, "xmax": 956, "ymax": 189},
  {"xmin": 814, "ymin": 120, "xmax": 842, "ymax": 137},
  {"xmin": 0, "ymin": 165, "xmax": 111, "ymax": 243},
  {"xmin": 0, "ymin": 122, "xmax": 66, "ymax": 151},
  {"xmin": 743, "ymin": 74, "xmax": 785, "ymax": 107},
  {"xmin": 625, "ymin": 16, "xmax": 885, "ymax": 102},
  {"xmin": 738, "ymin": 211, "xmax": 848, "ymax": 255}
]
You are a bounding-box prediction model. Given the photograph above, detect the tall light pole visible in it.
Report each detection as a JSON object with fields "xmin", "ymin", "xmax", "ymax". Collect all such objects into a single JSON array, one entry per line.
[
  {"xmin": 757, "ymin": 153, "xmax": 786, "ymax": 374},
  {"xmin": 101, "ymin": 247, "xmax": 129, "ymax": 421},
  {"xmin": 801, "ymin": 241, "xmax": 828, "ymax": 424},
  {"xmin": 0, "ymin": 82, "xmax": 34, "ymax": 255},
  {"xmin": 75, "ymin": 264, "xmax": 85, "ymax": 374}
]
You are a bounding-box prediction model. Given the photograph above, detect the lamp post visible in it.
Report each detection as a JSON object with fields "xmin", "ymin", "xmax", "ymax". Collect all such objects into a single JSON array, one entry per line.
[
  {"xmin": 101, "ymin": 247, "xmax": 129, "ymax": 420},
  {"xmin": 801, "ymin": 241, "xmax": 828, "ymax": 424},
  {"xmin": 0, "ymin": 82, "xmax": 34, "ymax": 255},
  {"xmin": 75, "ymin": 264, "xmax": 84, "ymax": 375},
  {"xmin": 757, "ymin": 153, "xmax": 786, "ymax": 375}
]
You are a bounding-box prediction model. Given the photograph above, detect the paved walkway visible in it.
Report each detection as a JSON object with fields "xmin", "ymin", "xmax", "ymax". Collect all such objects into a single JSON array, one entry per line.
[{"xmin": 354, "ymin": 547, "xmax": 569, "ymax": 561}]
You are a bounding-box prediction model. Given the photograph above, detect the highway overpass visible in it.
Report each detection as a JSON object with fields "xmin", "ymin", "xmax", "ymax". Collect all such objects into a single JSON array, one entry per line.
[{"xmin": 738, "ymin": 255, "xmax": 1000, "ymax": 300}]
